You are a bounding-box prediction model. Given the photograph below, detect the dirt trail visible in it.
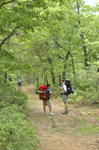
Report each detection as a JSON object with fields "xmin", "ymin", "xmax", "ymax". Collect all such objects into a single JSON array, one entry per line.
[{"xmin": 23, "ymin": 86, "xmax": 99, "ymax": 150}]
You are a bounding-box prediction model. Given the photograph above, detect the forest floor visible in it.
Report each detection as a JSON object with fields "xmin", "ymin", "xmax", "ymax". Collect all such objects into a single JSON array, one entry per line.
[{"xmin": 23, "ymin": 86, "xmax": 99, "ymax": 150}]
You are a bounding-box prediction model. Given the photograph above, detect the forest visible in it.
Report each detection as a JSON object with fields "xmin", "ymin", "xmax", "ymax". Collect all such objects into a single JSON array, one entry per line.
[{"xmin": 0, "ymin": 0, "xmax": 99, "ymax": 150}]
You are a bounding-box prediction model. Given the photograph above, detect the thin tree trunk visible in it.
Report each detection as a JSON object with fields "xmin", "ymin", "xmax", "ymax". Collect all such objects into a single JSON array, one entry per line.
[
  {"xmin": 62, "ymin": 63, "xmax": 66, "ymax": 80},
  {"xmin": 51, "ymin": 70, "xmax": 56, "ymax": 84},
  {"xmin": 76, "ymin": 3, "xmax": 89, "ymax": 68},
  {"xmin": 28, "ymin": 75, "xmax": 31, "ymax": 86},
  {"xmin": 44, "ymin": 77, "xmax": 46, "ymax": 85},
  {"xmin": 59, "ymin": 74, "xmax": 61, "ymax": 85},
  {"xmin": 80, "ymin": 33, "xmax": 89, "ymax": 67},
  {"xmin": 45, "ymin": 76, "xmax": 49, "ymax": 84},
  {"xmin": 69, "ymin": 52, "xmax": 76, "ymax": 88},
  {"xmin": 47, "ymin": 57, "xmax": 56, "ymax": 85},
  {"xmin": 4, "ymin": 72, "xmax": 7, "ymax": 83},
  {"xmin": 62, "ymin": 51, "xmax": 71, "ymax": 80},
  {"xmin": 36, "ymin": 77, "xmax": 39, "ymax": 87},
  {"xmin": 44, "ymin": 76, "xmax": 49, "ymax": 85},
  {"xmin": 76, "ymin": 2, "xmax": 80, "ymax": 14}
]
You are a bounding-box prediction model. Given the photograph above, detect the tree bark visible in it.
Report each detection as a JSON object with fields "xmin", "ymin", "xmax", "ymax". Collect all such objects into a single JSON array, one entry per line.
[
  {"xmin": 62, "ymin": 63, "xmax": 66, "ymax": 80},
  {"xmin": 69, "ymin": 52, "xmax": 76, "ymax": 88},
  {"xmin": 59, "ymin": 74, "xmax": 61, "ymax": 85},
  {"xmin": 51, "ymin": 70, "xmax": 56, "ymax": 84},
  {"xmin": 36, "ymin": 77, "xmax": 39, "ymax": 87},
  {"xmin": 80, "ymin": 33, "xmax": 89, "ymax": 67},
  {"xmin": 62, "ymin": 51, "xmax": 71, "ymax": 80},
  {"xmin": 4, "ymin": 72, "xmax": 7, "ymax": 83},
  {"xmin": 76, "ymin": 3, "xmax": 89, "ymax": 68},
  {"xmin": 45, "ymin": 76, "xmax": 49, "ymax": 84},
  {"xmin": 47, "ymin": 57, "xmax": 56, "ymax": 84}
]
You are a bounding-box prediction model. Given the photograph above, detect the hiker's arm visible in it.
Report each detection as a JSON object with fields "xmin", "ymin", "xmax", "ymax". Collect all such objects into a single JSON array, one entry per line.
[{"xmin": 60, "ymin": 86, "xmax": 62, "ymax": 90}]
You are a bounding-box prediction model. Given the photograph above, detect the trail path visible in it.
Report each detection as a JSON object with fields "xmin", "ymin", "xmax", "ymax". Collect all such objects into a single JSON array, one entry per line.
[{"xmin": 23, "ymin": 86, "xmax": 99, "ymax": 150}]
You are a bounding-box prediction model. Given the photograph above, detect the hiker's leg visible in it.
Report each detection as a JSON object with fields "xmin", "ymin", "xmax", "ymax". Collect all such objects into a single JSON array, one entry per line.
[
  {"xmin": 43, "ymin": 106, "xmax": 46, "ymax": 113},
  {"xmin": 48, "ymin": 101, "xmax": 52, "ymax": 113},
  {"xmin": 62, "ymin": 94, "xmax": 68, "ymax": 113},
  {"xmin": 64, "ymin": 102, "xmax": 68, "ymax": 113},
  {"xmin": 46, "ymin": 100, "xmax": 52, "ymax": 113},
  {"xmin": 43, "ymin": 100, "xmax": 46, "ymax": 113},
  {"xmin": 47, "ymin": 100, "xmax": 54, "ymax": 115}
]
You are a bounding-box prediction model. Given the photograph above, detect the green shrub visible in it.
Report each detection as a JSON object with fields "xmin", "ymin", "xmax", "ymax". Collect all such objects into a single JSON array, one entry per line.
[
  {"xmin": 76, "ymin": 124, "xmax": 99, "ymax": 134},
  {"xmin": 0, "ymin": 105, "xmax": 38, "ymax": 150},
  {"xmin": 0, "ymin": 84, "xmax": 28, "ymax": 108},
  {"xmin": 72, "ymin": 67, "xmax": 99, "ymax": 103}
]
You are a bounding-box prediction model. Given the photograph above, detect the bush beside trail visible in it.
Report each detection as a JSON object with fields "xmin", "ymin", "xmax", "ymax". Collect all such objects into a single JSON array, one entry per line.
[
  {"xmin": 0, "ymin": 84, "xmax": 28, "ymax": 108},
  {"xmin": 0, "ymin": 84, "xmax": 38, "ymax": 150}
]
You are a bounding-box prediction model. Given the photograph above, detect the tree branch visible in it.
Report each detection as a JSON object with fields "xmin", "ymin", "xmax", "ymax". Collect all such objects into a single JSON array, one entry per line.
[
  {"xmin": 0, "ymin": 26, "xmax": 18, "ymax": 49},
  {"xmin": 0, "ymin": 0, "xmax": 15, "ymax": 8},
  {"xmin": 65, "ymin": 50, "xmax": 71, "ymax": 60},
  {"xmin": 58, "ymin": 54, "xmax": 65, "ymax": 59},
  {"xmin": 76, "ymin": 2, "xmax": 80, "ymax": 14},
  {"xmin": 58, "ymin": 51, "xmax": 71, "ymax": 60}
]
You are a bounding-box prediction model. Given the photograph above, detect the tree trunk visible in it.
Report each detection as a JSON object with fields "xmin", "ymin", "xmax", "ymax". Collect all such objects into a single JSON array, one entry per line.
[
  {"xmin": 62, "ymin": 63, "xmax": 66, "ymax": 80},
  {"xmin": 36, "ymin": 77, "xmax": 39, "ymax": 87},
  {"xmin": 59, "ymin": 74, "xmax": 61, "ymax": 85},
  {"xmin": 44, "ymin": 76, "xmax": 49, "ymax": 85},
  {"xmin": 44, "ymin": 77, "xmax": 46, "ymax": 85},
  {"xmin": 28, "ymin": 76, "xmax": 31, "ymax": 86},
  {"xmin": 51, "ymin": 70, "xmax": 56, "ymax": 84},
  {"xmin": 80, "ymin": 34, "xmax": 89, "ymax": 67},
  {"xmin": 45, "ymin": 76, "xmax": 49, "ymax": 85},
  {"xmin": 69, "ymin": 52, "xmax": 76, "ymax": 88},
  {"xmin": 76, "ymin": 3, "xmax": 89, "ymax": 68},
  {"xmin": 4, "ymin": 72, "xmax": 7, "ymax": 83}
]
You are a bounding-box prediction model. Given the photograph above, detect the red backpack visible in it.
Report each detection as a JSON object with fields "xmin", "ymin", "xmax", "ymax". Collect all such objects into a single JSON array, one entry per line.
[{"xmin": 39, "ymin": 85, "xmax": 49, "ymax": 100}]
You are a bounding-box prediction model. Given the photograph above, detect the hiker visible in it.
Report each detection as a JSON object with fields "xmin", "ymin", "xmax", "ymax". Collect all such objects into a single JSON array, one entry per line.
[
  {"xmin": 17, "ymin": 78, "xmax": 23, "ymax": 91},
  {"xmin": 60, "ymin": 79, "xmax": 69, "ymax": 114},
  {"xmin": 37, "ymin": 84, "xmax": 53, "ymax": 115}
]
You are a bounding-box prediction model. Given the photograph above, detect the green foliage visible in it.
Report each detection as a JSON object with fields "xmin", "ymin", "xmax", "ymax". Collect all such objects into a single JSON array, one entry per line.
[
  {"xmin": 76, "ymin": 124, "xmax": 99, "ymax": 134},
  {"xmin": 0, "ymin": 0, "xmax": 98, "ymax": 104},
  {"xmin": 69, "ymin": 115, "xmax": 99, "ymax": 134},
  {"xmin": 0, "ymin": 105, "xmax": 38, "ymax": 150},
  {"xmin": 75, "ymin": 66, "xmax": 99, "ymax": 103},
  {"xmin": 0, "ymin": 84, "xmax": 28, "ymax": 108},
  {"xmin": 0, "ymin": 84, "xmax": 38, "ymax": 150}
]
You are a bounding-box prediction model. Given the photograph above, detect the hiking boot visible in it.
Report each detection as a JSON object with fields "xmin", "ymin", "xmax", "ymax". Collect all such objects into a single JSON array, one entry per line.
[
  {"xmin": 49, "ymin": 112, "xmax": 54, "ymax": 116},
  {"xmin": 62, "ymin": 111, "xmax": 69, "ymax": 114}
]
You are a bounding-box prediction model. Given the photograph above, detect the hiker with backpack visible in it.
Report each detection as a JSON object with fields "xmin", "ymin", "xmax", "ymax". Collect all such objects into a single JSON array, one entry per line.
[
  {"xmin": 60, "ymin": 79, "xmax": 74, "ymax": 114},
  {"xmin": 36, "ymin": 84, "xmax": 54, "ymax": 116},
  {"xmin": 17, "ymin": 78, "xmax": 23, "ymax": 91}
]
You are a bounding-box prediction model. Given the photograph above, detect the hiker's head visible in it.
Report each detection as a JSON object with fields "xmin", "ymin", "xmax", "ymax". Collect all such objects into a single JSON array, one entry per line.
[
  {"xmin": 47, "ymin": 84, "xmax": 50, "ymax": 87},
  {"xmin": 61, "ymin": 80, "xmax": 65, "ymax": 84}
]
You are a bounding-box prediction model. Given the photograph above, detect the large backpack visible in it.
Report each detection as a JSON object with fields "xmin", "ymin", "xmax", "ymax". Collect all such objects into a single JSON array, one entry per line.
[
  {"xmin": 65, "ymin": 80, "xmax": 74, "ymax": 95},
  {"xmin": 39, "ymin": 85, "xmax": 50, "ymax": 100}
]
